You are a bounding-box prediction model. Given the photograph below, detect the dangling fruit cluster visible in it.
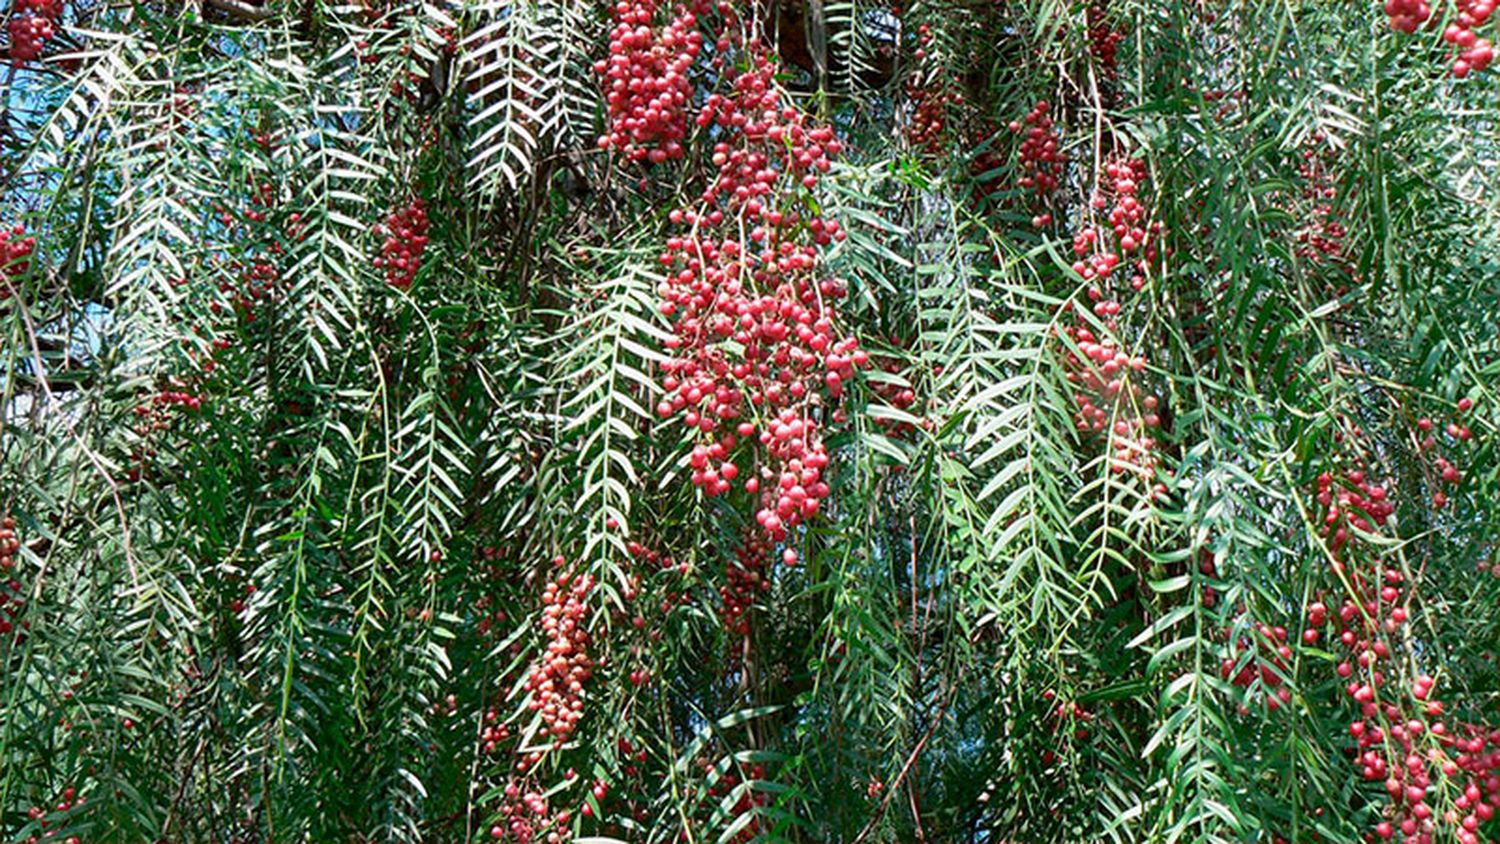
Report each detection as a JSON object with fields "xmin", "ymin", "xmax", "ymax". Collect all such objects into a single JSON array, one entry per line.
[
  {"xmin": 1220, "ymin": 620, "xmax": 1294, "ymax": 713},
  {"xmin": 1086, "ymin": 0, "xmax": 1125, "ymax": 80},
  {"xmin": 1008, "ymin": 100, "xmax": 1065, "ymax": 227},
  {"xmin": 1416, "ymin": 397, "xmax": 1475, "ymax": 509},
  {"xmin": 491, "ymin": 779, "xmax": 570, "ymax": 844},
  {"xmin": 595, "ymin": 0, "xmax": 707, "ymax": 163},
  {"xmin": 1384, "ymin": 0, "xmax": 1433, "ymax": 32},
  {"xmin": 903, "ymin": 24, "xmax": 961, "ymax": 154},
  {"xmin": 719, "ymin": 530, "xmax": 768, "ymax": 641},
  {"xmin": 1384, "ymin": 0, "xmax": 1494, "ymax": 76},
  {"xmin": 373, "ymin": 197, "xmax": 430, "ymax": 289},
  {"xmin": 524, "ymin": 562, "xmax": 594, "ymax": 754},
  {"xmin": 650, "ymin": 44, "xmax": 866, "ymax": 542},
  {"xmin": 1300, "ymin": 456, "xmax": 1500, "ymax": 843},
  {"xmin": 7, "ymin": 0, "xmax": 61, "ymax": 62},
  {"xmin": 697, "ymin": 758, "xmax": 770, "ymax": 844},
  {"xmin": 22, "ymin": 785, "xmax": 83, "ymax": 844},
  {"xmin": 0, "ymin": 517, "xmax": 24, "ymax": 639},
  {"xmin": 1057, "ymin": 311, "xmax": 1161, "ymax": 477},
  {"xmin": 1057, "ymin": 155, "xmax": 1166, "ymax": 481},
  {"xmin": 1292, "ymin": 133, "xmax": 1357, "ymax": 291},
  {"xmin": 1444, "ymin": 0, "xmax": 1495, "ymax": 76},
  {"xmin": 0, "ymin": 224, "xmax": 36, "ymax": 299}
]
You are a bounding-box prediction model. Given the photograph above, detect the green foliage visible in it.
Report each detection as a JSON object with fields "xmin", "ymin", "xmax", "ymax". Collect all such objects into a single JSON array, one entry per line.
[{"xmin": 3, "ymin": 0, "xmax": 1499, "ymax": 842}]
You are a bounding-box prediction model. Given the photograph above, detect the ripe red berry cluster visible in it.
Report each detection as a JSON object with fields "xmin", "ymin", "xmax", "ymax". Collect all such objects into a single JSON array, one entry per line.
[
  {"xmin": 1008, "ymin": 101, "xmax": 1065, "ymax": 228},
  {"xmin": 698, "ymin": 759, "xmax": 769, "ymax": 844},
  {"xmin": 1073, "ymin": 156, "xmax": 1159, "ymax": 291},
  {"xmin": 524, "ymin": 562, "xmax": 594, "ymax": 755},
  {"xmin": 0, "ymin": 517, "xmax": 26, "ymax": 639},
  {"xmin": 1385, "ymin": 0, "xmax": 1433, "ymax": 32},
  {"xmin": 0, "ymin": 224, "xmax": 36, "ymax": 299},
  {"xmin": 22, "ymin": 785, "xmax": 83, "ymax": 844},
  {"xmin": 373, "ymin": 198, "xmax": 429, "ymax": 289},
  {"xmin": 1292, "ymin": 134, "xmax": 1357, "ymax": 293},
  {"xmin": 903, "ymin": 24, "xmax": 961, "ymax": 154},
  {"xmin": 1416, "ymin": 400, "xmax": 1475, "ymax": 509},
  {"xmin": 1220, "ymin": 620, "xmax": 1294, "ymax": 713},
  {"xmin": 1445, "ymin": 0, "xmax": 1495, "ymax": 76},
  {"xmin": 478, "ymin": 706, "xmax": 512, "ymax": 754},
  {"xmin": 1057, "ymin": 156, "xmax": 1167, "ymax": 481},
  {"xmin": 1300, "ymin": 458, "xmax": 1500, "ymax": 843},
  {"xmin": 1385, "ymin": 0, "xmax": 1495, "ymax": 76},
  {"xmin": 1058, "ymin": 309, "xmax": 1161, "ymax": 477},
  {"xmin": 719, "ymin": 531, "xmax": 768, "ymax": 640},
  {"xmin": 649, "ymin": 46, "xmax": 865, "ymax": 542},
  {"xmin": 8, "ymin": 0, "xmax": 61, "ymax": 62},
  {"xmin": 595, "ymin": 0, "xmax": 708, "ymax": 163},
  {"xmin": 867, "ymin": 349, "xmax": 919, "ymax": 437},
  {"xmin": 1087, "ymin": 0, "xmax": 1125, "ymax": 80},
  {"xmin": 491, "ymin": 779, "xmax": 569, "ymax": 844}
]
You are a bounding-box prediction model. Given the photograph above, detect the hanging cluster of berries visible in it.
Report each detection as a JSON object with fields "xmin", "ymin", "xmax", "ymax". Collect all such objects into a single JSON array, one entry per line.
[
  {"xmin": 904, "ymin": 24, "xmax": 962, "ymax": 154},
  {"xmin": 1417, "ymin": 397, "xmax": 1475, "ymax": 509},
  {"xmin": 0, "ymin": 517, "xmax": 27, "ymax": 640},
  {"xmin": 21, "ymin": 786, "xmax": 83, "ymax": 844},
  {"xmin": 1086, "ymin": 0, "xmax": 1125, "ymax": 81},
  {"xmin": 1057, "ymin": 314, "xmax": 1160, "ymax": 477},
  {"xmin": 491, "ymin": 779, "xmax": 570, "ymax": 844},
  {"xmin": 696, "ymin": 758, "xmax": 770, "ymax": 844},
  {"xmin": 1292, "ymin": 134, "xmax": 1357, "ymax": 292},
  {"xmin": 373, "ymin": 197, "xmax": 430, "ymax": 289},
  {"xmin": 1220, "ymin": 620, "xmax": 1294, "ymax": 713},
  {"xmin": 1384, "ymin": 0, "xmax": 1494, "ymax": 76},
  {"xmin": 1073, "ymin": 157, "xmax": 1160, "ymax": 289},
  {"xmin": 1300, "ymin": 450, "xmax": 1500, "ymax": 843},
  {"xmin": 7, "ymin": 0, "xmax": 61, "ymax": 62},
  {"xmin": 0, "ymin": 224, "xmax": 36, "ymax": 298},
  {"xmin": 523, "ymin": 562, "xmax": 594, "ymax": 757},
  {"xmin": 1444, "ymin": 0, "xmax": 1496, "ymax": 75},
  {"xmin": 1008, "ymin": 101, "xmax": 1065, "ymax": 228},
  {"xmin": 1056, "ymin": 155, "xmax": 1166, "ymax": 481},
  {"xmin": 720, "ymin": 530, "xmax": 768, "ymax": 643},
  {"xmin": 867, "ymin": 348, "xmax": 919, "ymax": 438},
  {"xmin": 596, "ymin": 0, "xmax": 706, "ymax": 163},
  {"xmin": 649, "ymin": 37, "xmax": 866, "ymax": 543}
]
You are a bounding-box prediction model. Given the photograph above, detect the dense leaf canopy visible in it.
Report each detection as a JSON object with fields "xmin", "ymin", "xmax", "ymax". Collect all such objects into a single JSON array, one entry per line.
[{"xmin": 1, "ymin": 0, "xmax": 1499, "ymax": 842}]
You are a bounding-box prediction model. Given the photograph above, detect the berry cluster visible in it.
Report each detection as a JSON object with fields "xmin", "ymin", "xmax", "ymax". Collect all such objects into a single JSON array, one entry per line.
[
  {"xmin": 650, "ymin": 47, "xmax": 865, "ymax": 542},
  {"xmin": 1058, "ymin": 312, "xmax": 1161, "ymax": 477},
  {"xmin": 1444, "ymin": 0, "xmax": 1495, "ymax": 76},
  {"xmin": 524, "ymin": 562, "xmax": 594, "ymax": 755},
  {"xmin": 1384, "ymin": 0, "xmax": 1433, "ymax": 32},
  {"xmin": 1072, "ymin": 157, "xmax": 1159, "ymax": 291},
  {"xmin": 1087, "ymin": 0, "xmax": 1125, "ymax": 80},
  {"xmin": 595, "ymin": 0, "xmax": 707, "ymax": 163},
  {"xmin": 491, "ymin": 779, "xmax": 569, "ymax": 844},
  {"xmin": 1417, "ymin": 396, "xmax": 1475, "ymax": 509},
  {"xmin": 903, "ymin": 24, "xmax": 961, "ymax": 153},
  {"xmin": 373, "ymin": 197, "xmax": 430, "ymax": 289},
  {"xmin": 21, "ymin": 785, "xmax": 83, "ymax": 844},
  {"xmin": 0, "ymin": 517, "xmax": 25, "ymax": 639},
  {"xmin": 1008, "ymin": 101, "xmax": 1065, "ymax": 228},
  {"xmin": 1220, "ymin": 620, "xmax": 1294, "ymax": 713},
  {"xmin": 1300, "ymin": 454, "xmax": 1500, "ymax": 843},
  {"xmin": 0, "ymin": 224, "xmax": 36, "ymax": 298},
  {"xmin": 1385, "ymin": 0, "xmax": 1495, "ymax": 76},
  {"xmin": 1292, "ymin": 135, "xmax": 1357, "ymax": 292},
  {"xmin": 719, "ymin": 530, "xmax": 768, "ymax": 640},
  {"xmin": 867, "ymin": 349, "xmax": 919, "ymax": 437},
  {"xmin": 8, "ymin": 0, "xmax": 61, "ymax": 62},
  {"xmin": 1057, "ymin": 155, "xmax": 1167, "ymax": 481},
  {"xmin": 697, "ymin": 759, "xmax": 770, "ymax": 844}
]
